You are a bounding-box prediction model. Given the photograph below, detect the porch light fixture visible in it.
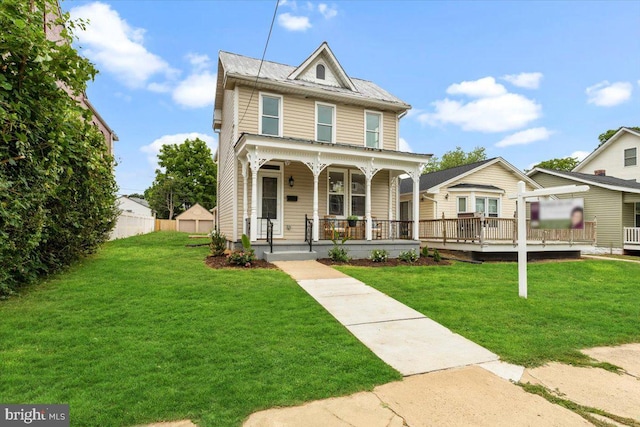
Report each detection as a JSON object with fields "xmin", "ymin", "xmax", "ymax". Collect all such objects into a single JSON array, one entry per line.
[
  {"xmin": 445, "ymin": 193, "xmax": 449, "ymax": 200},
  {"xmin": 288, "ymin": 176, "xmax": 295, "ymax": 187}
]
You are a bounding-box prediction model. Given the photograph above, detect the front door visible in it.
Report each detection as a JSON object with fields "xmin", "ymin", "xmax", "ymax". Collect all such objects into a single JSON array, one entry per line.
[{"xmin": 258, "ymin": 169, "xmax": 282, "ymax": 238}]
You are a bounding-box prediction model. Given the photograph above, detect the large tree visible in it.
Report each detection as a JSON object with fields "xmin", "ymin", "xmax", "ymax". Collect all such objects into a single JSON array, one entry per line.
[
  {"xmin": 598, "ymin": 126, "xmax": 640, "ymax": 146},
  {"xmin": 145, "ymin": 138, "xmax": 217, "ymax": 219},
  {"xmin": 529, "ymin": 157, "xmax": 580, "ymax": 172},
  {"xmin": 423, "ymin": 146, "xmax": 487, "ymax": 174},
  {"xmin": 0, "ymin": 0, "xmax": 118, "ymax": 297}
]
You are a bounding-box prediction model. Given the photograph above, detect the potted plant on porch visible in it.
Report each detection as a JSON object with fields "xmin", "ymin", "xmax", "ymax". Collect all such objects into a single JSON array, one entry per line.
[{"xmin": 347, "ymin": 215, "xmax": 359, "ymax": 227}]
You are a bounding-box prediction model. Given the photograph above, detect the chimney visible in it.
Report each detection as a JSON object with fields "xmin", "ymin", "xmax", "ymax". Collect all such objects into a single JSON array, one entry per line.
[{"xmin": 594, "ymin": 169, "xmax": 606, "ymax": 176}]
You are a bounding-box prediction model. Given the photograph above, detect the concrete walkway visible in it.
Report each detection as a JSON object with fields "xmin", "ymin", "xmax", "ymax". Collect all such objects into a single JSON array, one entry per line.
[{"xmin": 274, "ymin": 261, "xmax": 521, "ymax": 379}]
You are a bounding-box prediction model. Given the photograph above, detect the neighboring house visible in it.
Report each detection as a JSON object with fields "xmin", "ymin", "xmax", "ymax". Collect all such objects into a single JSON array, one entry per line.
[
  {"xmin": 572, "ymin": 127, "xmax": 640, "ymax": 181},
  {"xmin": 176, "ymin": 203, "xmax": 216, "ymax": 234},
  {"xmin": 398, "ymin": 158, "xmax": 597, "ymax": 257},
  {"xmin": 44, "ymin": 1, "xmax": 118, "ymax": 155},
  {"xmin": 528, "ymin": 168, "xmax": 640, "ymax": 253},
  {"xmin": 111, "ymin": 196, "xmax": 155, "ymax": 240},
  {"xmin": 212, "ymin": 42, "xmax": 431, "ymax": 260}
]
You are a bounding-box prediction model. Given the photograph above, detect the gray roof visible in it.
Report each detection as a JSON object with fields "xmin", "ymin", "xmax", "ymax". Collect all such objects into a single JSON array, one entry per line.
[
  {"xmin": 448, "ymin": 183, "xmax": 504, "ymax": 191},
  {"xmin": 399, "ymin": 158, "xmax": 496, "ymax": 194},
  {"xmin": 219, "ymin": 51, "xmax": 409, "ymax": 108},
  {"xmin": 128, "ymin": 197, "xmax": 150, "ymax": 208},
  {"xmin": 533, "ymin": 169, "xmax": 640, "ymax": 191}
]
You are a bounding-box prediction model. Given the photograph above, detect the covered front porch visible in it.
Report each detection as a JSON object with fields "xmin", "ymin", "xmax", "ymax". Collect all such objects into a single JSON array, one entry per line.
[{"xmin": 235, "ymin": 134, "xmax": 430, "ymax": 257}]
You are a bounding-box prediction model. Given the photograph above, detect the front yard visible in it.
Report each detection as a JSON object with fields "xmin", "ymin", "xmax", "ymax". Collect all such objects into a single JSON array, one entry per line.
[
  {"xmin": 338, "ymin": 260, "xmax": 640, "ymax": 367},
  {"xmin": 0, "ymin": 233, "xmax": 399, "ymax": 427}
]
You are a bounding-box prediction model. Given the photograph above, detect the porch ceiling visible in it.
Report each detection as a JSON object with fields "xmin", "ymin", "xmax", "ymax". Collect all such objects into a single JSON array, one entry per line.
[{"xmin": 235, "ymin": 133, "xmax": 431, "ymax": 175}]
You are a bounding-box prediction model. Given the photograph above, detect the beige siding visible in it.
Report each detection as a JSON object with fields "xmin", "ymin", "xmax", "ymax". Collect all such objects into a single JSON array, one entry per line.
[
  {"xmin": 237, "ymin": 85, "xmax": 259, "ymax": 135},
  {"xmin": 382, "ymin": 112, "xmax": 397, "ymax": 151},
  {"xmin": 622, "ymin": 202, "xmax": 635, "ymax": 228},
  {"xmin": 217, "ymin": 88, "xmax": 237, "ymax": 239},
  {"xmin": 576, "ymin": 132, "xmax": 640, "ymax": 180},
  {"xmin": 531, "ymin": 172, "xmax": 623, "ymax": 248}
]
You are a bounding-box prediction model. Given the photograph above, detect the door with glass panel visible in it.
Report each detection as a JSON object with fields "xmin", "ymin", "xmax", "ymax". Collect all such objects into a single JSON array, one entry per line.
[{"xmin": 258, "ymin": 170, "xmax": 282, "ymax": 238}]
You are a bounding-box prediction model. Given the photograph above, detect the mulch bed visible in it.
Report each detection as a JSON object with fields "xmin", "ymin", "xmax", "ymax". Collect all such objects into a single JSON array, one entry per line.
[
  {"xmin": 318, "ymin": 257, "xmax": 450, "ymax": 267},
  {"xmin": 204, "ymin": 255, "xmax": 278, "ymax": 269}
]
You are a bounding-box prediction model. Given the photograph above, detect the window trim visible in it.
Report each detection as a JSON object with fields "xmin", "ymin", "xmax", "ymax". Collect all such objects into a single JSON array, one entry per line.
[
  {"xmin": 475, "ymin": 196, "xmax": 501, "ymax": 217},
  {"xmin": 316, "ymin": 63, "xmax": 325, "ymax": 80},
  {"xmin": 624, "ymin": 147, "xmax": 637, "ymax": 167},
  {"xmin": 315, "ymin": 101, "xmax": 336, "ymax": 143},
  {"xmin": 457, "ymin": 196, "xmax": 468, "ymax": 214},
  {"xmin": 364, "ymin": 110, "xmax": 383, "ymax": 149},
  {"xmin": 327, "ymin": 167, "xmax": 347, "ymax": 218},
  {"xmin": 349, "ymin": 169, "xmax": 366, "ymax": 218},
  {"xmin": 258, "ymin": 92, "xmax": 283, "ymax": 137}
]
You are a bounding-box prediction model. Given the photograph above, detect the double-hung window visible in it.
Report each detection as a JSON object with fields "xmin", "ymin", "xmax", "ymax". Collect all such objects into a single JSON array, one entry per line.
[
  {"xmin": 476, "ymin": 197, "xmax": 500, "ymax": 217},
  {"xmin": 350, "ymin": 172, "xmax": 366, "ymax": 217},
  {"xmin": 457, "ymin": 197, "xmax": 468, "ymax": 213},
  {"xmin": 624, "ymin": 148, "xmax": 637, "ymax": 167},
  {"xmin": 365, "ymin": 111, "xmax": 382, "ymax": 148},
  {"xmin": 260, "ymin": 94, "xmax": 282, "ymax": 136},
  {"xmin": 316, "ymin": 103, "xmax": 335, "ymax": 143}
]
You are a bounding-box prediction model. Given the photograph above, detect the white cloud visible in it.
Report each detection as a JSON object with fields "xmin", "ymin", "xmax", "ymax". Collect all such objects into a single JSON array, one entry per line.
[
  {"xmin": 495, "ymin": 127, "xmax": 554, "ymax": 148},
  {"xmin": 185, "ymin": 53, "xmax": 211, "ymax": 72},
  {"xmin": 586, "ymin": 81, "xmax": 633, "ymax": 107},
  {"xmin": 571, "ymin": 150, "xmax": 590, "ymax": 161},
  {"xmin": 502, "ymin": 72, "xmax": 543, "ymax": 89},
  {"xmin": 278, "ymin": 13, "xmax": 312, "ymax": 31},
  {"xmin": 70, "ymin": 2, "xmax": 173, "ymax": 88},
  {"xmin": 418, "ymin": 93, "xmax": 542, "ymax": 133},
  {"xmin": 318, "ymin": 3, "xmax": 338, "ymax": 18},
  {"xmin": 446, "ymin": 77, "xmax": 507, "ymax": 98},
  {"xmin": 140, "ymin": 133, "xmax": 217, "ymax": 166},
  {"xmin": 172, "ymin": 72, "xmax": 217, "ymax": 109},
  {"xmin": 398, "ymin": 137, "xmax": 412, "ymax": 152}
]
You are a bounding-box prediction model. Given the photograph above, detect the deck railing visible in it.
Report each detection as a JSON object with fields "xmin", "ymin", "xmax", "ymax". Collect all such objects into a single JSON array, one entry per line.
[
  {"xmin": 624, "ymin": 227, "xmax": 640, "ymax": 246},
  {"xmin": 419, "ymin": 216, "xmax": 596, "ymax": 245},
  {"xmin": 318, "ymin": 218, "xmax": 413, "ymax": 240}
]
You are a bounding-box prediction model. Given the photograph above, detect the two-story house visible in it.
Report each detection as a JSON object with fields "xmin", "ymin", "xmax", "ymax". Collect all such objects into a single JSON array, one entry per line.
[
  {"xmin": 528, "ymin": 127, "xmax": 640, "ymax": 253},
  {"xmin": 212, "ymin": 43, "xmax": 431, "ymax": 260}
]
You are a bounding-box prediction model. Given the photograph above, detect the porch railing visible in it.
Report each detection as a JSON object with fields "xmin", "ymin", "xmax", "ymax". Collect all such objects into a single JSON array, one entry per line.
[
  {"xmin": 304, "ymin": 215, "xmax": 313, "ymax": 252},
  {"xmin": 624, "ymin": 227, "xmax": 640, "ymax": 245},
  {"xmin": 419, "ymin": 216, "xmax": 596, "ymax": 245},
  {"xmin": 318, "ymin": 218, "xmax": 413, "ymax": 240},
  {"xmin": 265, "ymin": 218, "xmax": 273, "ymax": 253}
]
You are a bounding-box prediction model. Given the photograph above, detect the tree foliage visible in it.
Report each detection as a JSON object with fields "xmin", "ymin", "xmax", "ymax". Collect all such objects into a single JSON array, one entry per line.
[
  {"xmin": 423, "ymin": 146, "xmax": 487, "ymax": 173},
  {"xmin": 145, "ymin": 138, "xmax": 217, "ymax": 219},
  {"xmin": 598, "ymin": 126, "xmax": 640, "ymax": 146},
  {"xmin": 0, "ymin": 0, "xmax": 118, "ymax": 297},
  {"xmin": 529, "ymin": 157, "xmax": 580, "ymax": 172}
]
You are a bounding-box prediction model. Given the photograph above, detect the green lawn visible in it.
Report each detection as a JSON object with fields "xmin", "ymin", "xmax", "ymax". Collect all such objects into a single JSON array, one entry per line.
[
  {"xmin": 338, "ymin": 260, "xmax": 640, "ymax": 367},
  {"xmin": 0, "ymin": 232, "xmax": 399, "ymax": 427}
]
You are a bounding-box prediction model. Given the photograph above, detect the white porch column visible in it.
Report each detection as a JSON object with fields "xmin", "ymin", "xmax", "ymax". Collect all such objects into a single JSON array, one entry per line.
[
  {"xmin": 411, "ymin": 169, "xmax": 421, "ymax": 240},
  {"xmin": 313, "ymin": 173, "xmax": 319, "ymax": 241},
  {"xmin": 365, "ymin": 173, "xmax": 372, "ymax": 240},
  {"xmin": 240, "ymin": 158, "xmax": 248, "ymax": 235},
  {"xmin": 388, "ymin": 172, "xmax": 395, "ymax": 221},
  {"xmin": 247, "ymin": 149, "xmax": 261, "ymax": 243}
]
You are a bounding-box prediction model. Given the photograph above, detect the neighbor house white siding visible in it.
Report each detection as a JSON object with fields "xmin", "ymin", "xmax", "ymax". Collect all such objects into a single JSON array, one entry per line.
[{"xmin": 576, "ymin": 132, "xmax": 640, "ymax": 181}]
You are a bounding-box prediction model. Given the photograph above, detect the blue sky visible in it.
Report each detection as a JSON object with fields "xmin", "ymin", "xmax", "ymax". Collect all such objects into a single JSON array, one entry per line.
[{"xmin": 64, "ymin": 0, "xmax": 640, "ymax": 195}]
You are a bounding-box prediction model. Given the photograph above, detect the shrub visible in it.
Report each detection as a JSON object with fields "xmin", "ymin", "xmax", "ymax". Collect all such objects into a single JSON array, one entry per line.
[
  {"xmin": 227, "ymin": 250, "xmax": 256, "ymax": 267},
  {"xmin": 433, "ymin": 248, "xmax": 442, "ymax": 263},
  {"xmin": 209, "ymin": 229, "xmax": 227, "ymax": 257},
  {"xmin": 328, "ymin": 246, "xmax": 350, "ymax": 262},
  {"xmin": 421, "ymin": 245, "xmax": 429, "ymax": 258},
  {"xmin": 241, "ymin": 234, "xmax": 252, "ymax": 251},
  {"xmin": 370, "ymin": 249, "xmax": 389, "ymax": 263},
  {"xmin": 398, "ymin": 249, "xmax": 419, "ymax": 263}
]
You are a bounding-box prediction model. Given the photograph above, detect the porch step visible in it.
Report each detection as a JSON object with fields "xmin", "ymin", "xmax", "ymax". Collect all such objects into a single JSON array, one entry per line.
[{"xmin": 264, "ymin": 250, "xmax": 319, "ymax": 262}]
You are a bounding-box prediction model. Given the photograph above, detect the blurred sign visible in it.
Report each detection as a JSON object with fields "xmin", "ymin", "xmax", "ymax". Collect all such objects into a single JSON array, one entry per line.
[{"xmin": 530, "ymin": 198, "xmax": 584, "ymax": 230}]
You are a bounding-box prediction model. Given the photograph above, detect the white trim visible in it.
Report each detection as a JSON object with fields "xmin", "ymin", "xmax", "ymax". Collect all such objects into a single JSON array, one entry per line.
[
  {"xmin": 528, "ymin": 167, "xmax": 640, "ymax": 194},
  {"xmin": 232, "ymin": 86, "xmax": 239, "ymax": 240},
  {"xmin": 315, "ymin": 101, "xmax": 336, "ymax": 143},
  {"xmin": 258, "ymin": 92, "xmax": 283, "ymax": 137},
  {"xmin": 232, "ymin": 158, "xmax": 238, "ymax": 241},
  {"xmin": 364, "ymin": 110, "xmax": 383, "ymax": 149},
  {"xmin": 257, "ymin": 161, "xmax": 284, "ymax": 238},
  {"xmin": 327, "ymin": 167, "xmax": 348, "ymax": 217},
  {"xmin": 456, "ymin": 196, "xmax": 468, "ymax": 214},
  {"xmin": 624, "ymin": 147, "xmax": 637, "ymax": 167},
  {"xmin": 574, "ymin": 127, "xmax": 640, "ymax": 172},
  {"xmin": 447, "ymin": 187, "xmax": 505, "ymax": 194},
  {"xmin": 474, "ymin": 196, "xmax": 501, "ymax": 217},
  {"xmin": 287, "ymin": 42, "xmax": 357, "ymax": 91},
  {"xmin": 350, "ymin": 169, "xmax": 366, "ymax": 217}
]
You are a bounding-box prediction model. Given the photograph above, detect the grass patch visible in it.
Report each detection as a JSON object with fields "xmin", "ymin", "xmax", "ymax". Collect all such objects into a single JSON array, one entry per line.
[
  {"xmin": 337, "ymin": 261, "xmax": 640, "ymax": 367},
  {"xmin": 0, "ymin": 232, "xmax": 399, "ymax": 426}
]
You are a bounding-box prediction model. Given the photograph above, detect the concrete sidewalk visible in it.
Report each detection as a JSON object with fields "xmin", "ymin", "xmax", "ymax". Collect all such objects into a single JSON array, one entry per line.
[{"xmin": 274, "ymin": 261, "xmax": 520, "ymax": 379}]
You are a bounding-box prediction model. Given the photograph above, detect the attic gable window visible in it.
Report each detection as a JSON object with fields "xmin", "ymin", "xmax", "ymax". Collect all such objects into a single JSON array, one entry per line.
[
  {"xmin": 624, "ymin": 148, "xmax": 637, "ymax": 167},
  {"xmin": 316, "ymin": 64, "xmax": 325, "ymax": 80}
]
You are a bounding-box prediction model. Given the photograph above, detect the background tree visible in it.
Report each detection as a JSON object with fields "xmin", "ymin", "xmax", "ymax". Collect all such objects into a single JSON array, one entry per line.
[
  {"xmin": 528, "ymin": 157, "xmax": 580, "ymax": 172},
  {"xmin": 598, "ymin": 126, "xmax": 640, "ymax": 146},
  {"xmin": 0, "ymin": 0, "xmax": 118, "ymax": 297},
  {"xmin": 126, "ymin": 193, "xmax": 145, "ymax": 199},
  {"xmin": 423, "ymin": 146, "xmax": 487, "ymax": 173},
  {"xmin": 145, "ymin": 138, "xmax": 217, "ymax": 219}
]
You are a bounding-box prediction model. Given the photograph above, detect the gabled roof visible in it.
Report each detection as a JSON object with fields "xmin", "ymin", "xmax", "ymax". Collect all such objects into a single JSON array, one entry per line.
[
  {"xmin": 119, "ymin": 196, "xmax": 150, "ymax": 208},
  {"xmin": 448, "ymin": 183, "xmax": 504, "ymax": 192},
  {"xmin": 528, "ymin": 168, "xmax": 640, "ymax": 193},
  {"xmin": 287, "ymin": 42, "xmax": 357, "ymax": 91},
  {"xmin": 216, "ymin": 45, "xmax": 410, "ymax": 110},
  {"xmin": 573, "ymin": 127, "xmax": 640, "ymax": 172},
  {"xmin": 399, "ymin": 157, "xmax": 541, "ymax": 194}
]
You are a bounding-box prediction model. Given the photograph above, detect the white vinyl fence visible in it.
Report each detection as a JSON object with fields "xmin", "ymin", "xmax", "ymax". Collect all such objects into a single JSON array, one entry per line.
[{"xmin": 110, "ymin": 211, "xmax": 155, "ymax": 240}]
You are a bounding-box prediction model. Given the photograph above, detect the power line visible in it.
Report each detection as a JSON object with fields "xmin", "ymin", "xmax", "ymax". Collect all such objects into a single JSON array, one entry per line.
[{"xmin": 238, "ymin": 0, "xmax": 279, "ymax": 127}]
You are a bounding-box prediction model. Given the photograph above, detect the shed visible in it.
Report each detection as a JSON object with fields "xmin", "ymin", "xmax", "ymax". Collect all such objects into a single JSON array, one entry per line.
[{"xmin": 176, "ymin": 203, "xmax": 215, "ymax": 233}]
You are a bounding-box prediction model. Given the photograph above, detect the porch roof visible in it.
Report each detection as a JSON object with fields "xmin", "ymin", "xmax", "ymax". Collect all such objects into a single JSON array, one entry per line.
[{"xmin": 235, "ymin": 133, "xmax": 431, "ymax": 174}]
